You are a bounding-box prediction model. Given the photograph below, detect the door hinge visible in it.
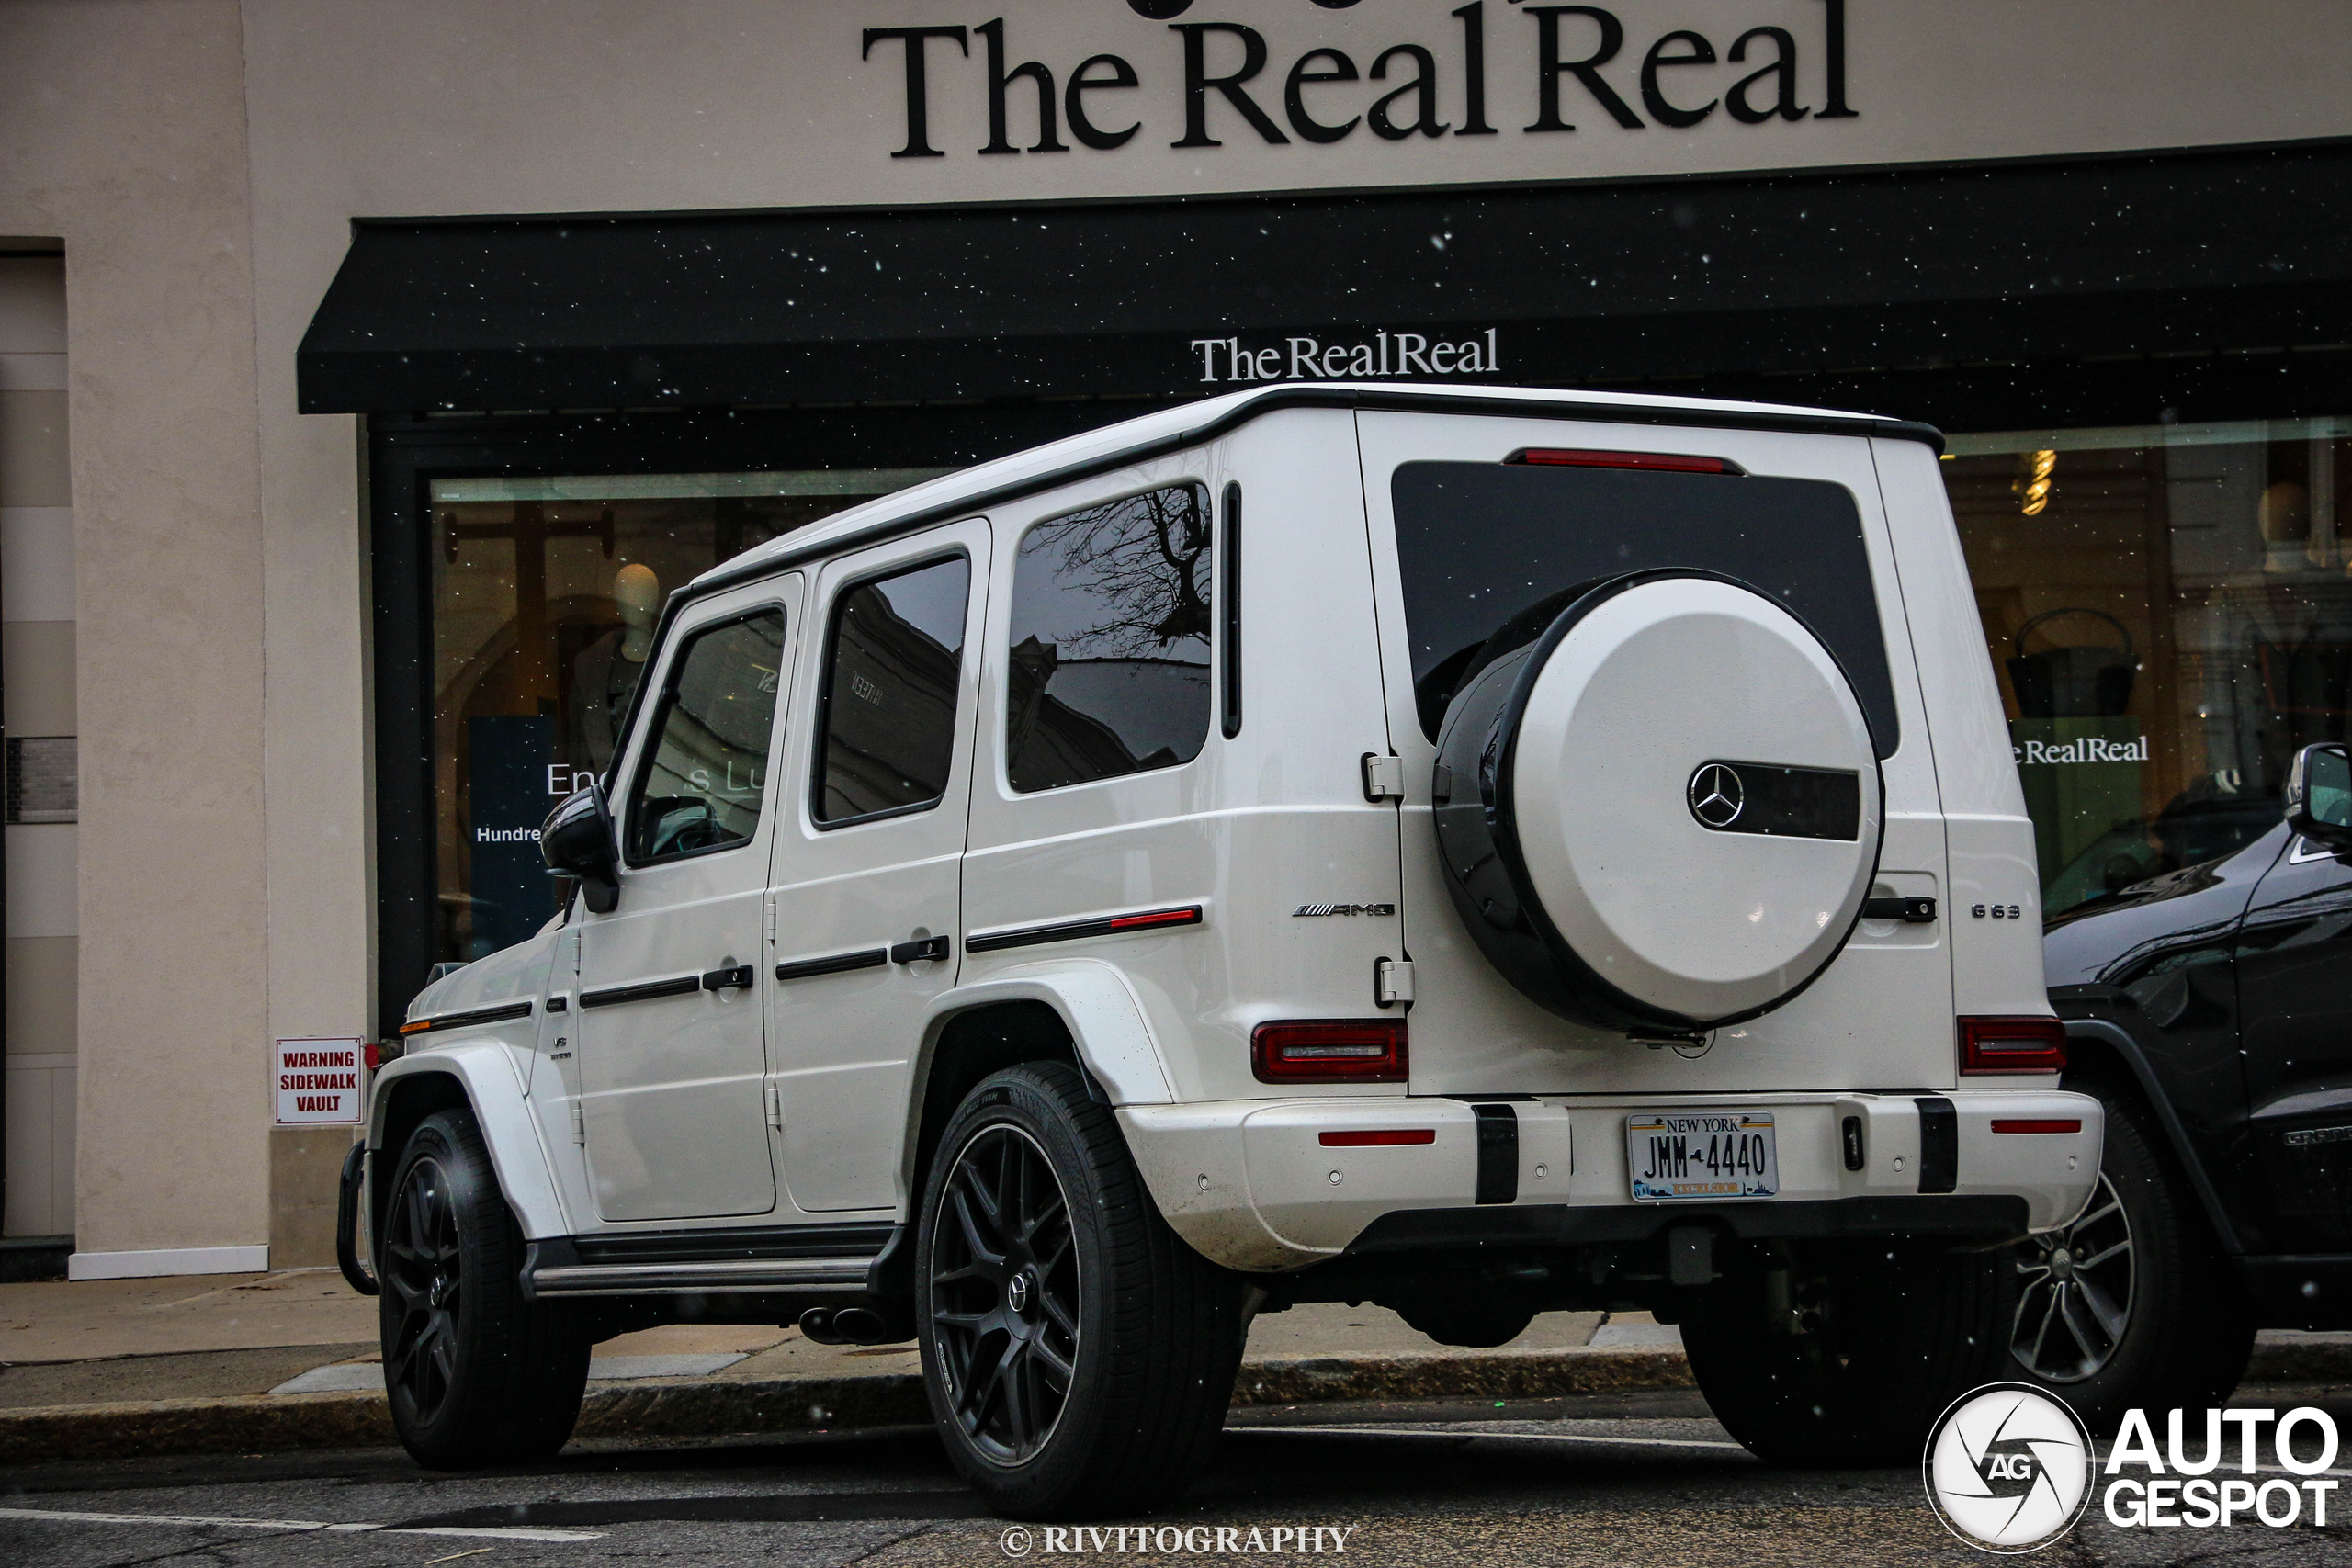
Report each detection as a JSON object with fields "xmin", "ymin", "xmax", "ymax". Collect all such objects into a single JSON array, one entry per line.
[
  {"xmin": 569, "ymin": 929, "xmax": 582, "ymax": 970},
  {"xmin": 764, "ymin": 897, "xmax": 779, "ymax": 944},
  {"xmin": 764, "ymin": 1081, "xmax": 785, "ymax": 1132},
  {"xmin": 1375, "ymin": 956, "xmax": 1416, "ymax": 1008},
  {"xmin": 569, "ymin": 1103, "xmax": 586, "ymax": 1145},
  {"xmin": 1362, "ymin": 751, "xmax": 1405, "ymax": 803}
]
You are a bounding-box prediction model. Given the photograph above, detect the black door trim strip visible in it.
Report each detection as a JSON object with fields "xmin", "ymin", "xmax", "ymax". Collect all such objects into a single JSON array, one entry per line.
[
  {"xmin": 399, "ymin": 998, "xmax": 535, "ymax": 1035},
  {"xmin": 579, "ymin": 974, "xmax": 705, "ymax": 1009},
  {"xmin": 775, "ymin": 947, "xmax": 889, "ymax": 982},
  {"xmin": 965, "ymin": 904, "xmax": 1204, "ymax": 954}
]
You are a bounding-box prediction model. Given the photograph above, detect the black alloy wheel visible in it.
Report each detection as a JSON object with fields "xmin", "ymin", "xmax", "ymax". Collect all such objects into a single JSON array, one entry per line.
[
  {"xmin": 929, "ymin": 1123, "xmax": 1081, "ymax": 1463},
  {"xmin": 380, "ymin": 1151, "xmax": 466, "ymax": 1427},
  {"xmin": 376, "ymin": 1108, "xmax": 589, "ymax": 1468},
  {"xmin": 915, "ymin": 1062, "xmax": 1244, "ymax": 1519},
  {"xmin": 2002, "ymin": 1089, "xmax": 2256, "ymax": 1431},
  {"xmin": 2011, "ymin": 1171, "xmax": 2134, "ymax": 1382}
]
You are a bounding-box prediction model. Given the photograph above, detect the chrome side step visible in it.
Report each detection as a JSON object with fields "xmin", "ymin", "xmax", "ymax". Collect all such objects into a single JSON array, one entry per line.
[{"xmin": 526, "ymin": 1255, "xmax": 875, "ymax": 1297}]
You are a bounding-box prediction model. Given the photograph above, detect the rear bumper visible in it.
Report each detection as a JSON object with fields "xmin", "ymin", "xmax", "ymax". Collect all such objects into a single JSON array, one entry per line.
[{"xmin": 1119, "ymin": 1089, "xmax": 2102, "ymax": 1271}]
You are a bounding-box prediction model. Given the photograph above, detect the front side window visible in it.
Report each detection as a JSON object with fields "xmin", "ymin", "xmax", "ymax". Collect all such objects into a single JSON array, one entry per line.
[
  {"xmin": 625, "ymin": 610, "xmax": 786, "ymax": 863},
  {"xmin": 815, "ymin": 555, "xmax": 971, "ymax": 824},
  {"xmin": 1006, "ymin": 485, "xmax": 1213, "ymax": 793}
]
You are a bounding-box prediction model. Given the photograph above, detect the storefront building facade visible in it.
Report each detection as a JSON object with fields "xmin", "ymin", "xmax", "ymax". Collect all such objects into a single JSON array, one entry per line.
[{"xmin": 4, "ymin": 0, "xmax": 2350, "ymax": 1275}]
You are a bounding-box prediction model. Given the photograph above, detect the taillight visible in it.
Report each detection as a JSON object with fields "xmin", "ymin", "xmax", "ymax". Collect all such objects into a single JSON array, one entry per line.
[
  {"xmin": 1504, "ymin": 447, "xmax": 1744, "ymax": 476},
  {"xmin": 1251, "ymin": 1020, "xmax": 1408, "ymax": 1084},
  {"xmin": 1960, "ymin": 1017, "xmax": 2068, "ymax": 1074}
]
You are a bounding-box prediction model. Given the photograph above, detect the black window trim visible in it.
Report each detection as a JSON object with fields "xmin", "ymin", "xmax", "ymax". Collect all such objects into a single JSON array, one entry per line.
[
  {"xmin": 809, "ymin": 547, "xmax": 975, "ymax": 833},
  {"xmin": 1003, "ymin": 478, "xmax": 1216, "ymax": 799},
  {"xmin": 619, "ymin": 600, "xmax": 792, "ymax": 871},
  {"xmin": 1220, "ymin": 480, "xmax": 1242, "ymax": 739}
]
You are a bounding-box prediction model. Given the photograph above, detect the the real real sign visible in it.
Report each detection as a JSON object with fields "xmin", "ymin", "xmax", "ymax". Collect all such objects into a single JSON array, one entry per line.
[
  {"xmin": 276, "ymin": 1037, "xmax": 364, "ymax": 1126},
  {"xmin": 861, "ymin": 1, "xmax": 1856, "ymax": 161}
]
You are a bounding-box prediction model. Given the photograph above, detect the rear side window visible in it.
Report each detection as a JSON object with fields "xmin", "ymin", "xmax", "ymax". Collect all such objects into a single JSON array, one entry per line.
[
  {"xmin": 625, "ymin": 610, "xmax": 786, "ymax": 863},
  {"xmin": 1006, "ymin": 485, "xmax": 1213, "ymax": 794},
  {"xmin": 814, "ymin": 555, "xmax": 970, "ymax": 825},
  {"xmin": 1391, "ymin": 463, "xmax": 1900, "ymax": 755}
]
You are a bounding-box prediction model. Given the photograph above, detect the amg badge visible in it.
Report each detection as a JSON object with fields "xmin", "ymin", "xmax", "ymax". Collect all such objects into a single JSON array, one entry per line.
[{"xmin": 1293, "ymin": 902, "xmax": 1396, "ymax": 918}]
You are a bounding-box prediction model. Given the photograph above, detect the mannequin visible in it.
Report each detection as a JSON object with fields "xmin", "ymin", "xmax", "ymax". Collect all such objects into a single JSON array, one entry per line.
[{"xmin": 571, "ymin": 563, "xmax": 662, "ymax": 772}]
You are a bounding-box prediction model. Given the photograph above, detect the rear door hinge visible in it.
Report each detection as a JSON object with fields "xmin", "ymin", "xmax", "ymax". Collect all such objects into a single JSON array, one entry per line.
[
  {"xmin": 1361, "ymin": 752, "xmax": 1405, "ymax": 803},
  {"xmin": 569, "ymin": 1102, "xmax": 586, "ymax": 1145},
  {"xmin": 764, "ymin": 897, "xmax": 779, "ymax": 944},
  {"xmin": 764, "ymin": 1081, "xmax": 785, "ymax": 1131},
  {"xmin": 1375, "ymin": 957, "xmax": 1416, "ymax": 1008}
]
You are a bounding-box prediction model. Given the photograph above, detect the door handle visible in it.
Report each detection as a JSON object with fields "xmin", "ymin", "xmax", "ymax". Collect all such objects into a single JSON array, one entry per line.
[
  {"xmin": 889, "ymin": 935, "xmax": 953, "ymax": 965},
  {"xmin": 701, "ymin": 964, "xmax": 756, "ymax": 991},
  {"xmin": 1862, "ymin": 897, "xmax": 1938, "ymax": 924}
]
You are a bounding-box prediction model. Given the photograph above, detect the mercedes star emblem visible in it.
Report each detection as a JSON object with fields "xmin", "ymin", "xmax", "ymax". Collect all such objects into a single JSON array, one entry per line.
[{"xmin": 1688, "ymin": 762, "xmax": 1746, "ymax": 829}]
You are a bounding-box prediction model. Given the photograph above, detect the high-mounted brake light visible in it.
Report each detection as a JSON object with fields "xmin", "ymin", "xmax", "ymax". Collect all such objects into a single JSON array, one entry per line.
[
  {"xmin": 1960, "ymin": 1017, "xmax": 2068, "ymax": 1074},
  {"xmin": 1318, "ymin": 1128, "xmax": 1436, "ymax": 1146},
  {"xmin": 1252, "ymin": 1020, "xmax": 1408, "ymax": 1084},
  {"xmin": 1505, "ymin": 447, "xmax": 1744, "ymax": 476}
]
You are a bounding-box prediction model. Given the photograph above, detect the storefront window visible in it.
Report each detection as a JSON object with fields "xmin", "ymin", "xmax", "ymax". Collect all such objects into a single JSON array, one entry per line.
[
  {"xmin": 1944, "ymin": 419, "xmax": 2352, "ymax": 919},
  {"xmin": 428, "ymin": 468, "xmax": 945, "ymax": 961}
]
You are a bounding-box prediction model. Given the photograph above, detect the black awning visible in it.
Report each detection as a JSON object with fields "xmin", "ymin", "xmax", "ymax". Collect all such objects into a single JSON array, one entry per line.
[{"xmin": 297, "ymin": 144, "xmax": 2352, "ymax": 415}]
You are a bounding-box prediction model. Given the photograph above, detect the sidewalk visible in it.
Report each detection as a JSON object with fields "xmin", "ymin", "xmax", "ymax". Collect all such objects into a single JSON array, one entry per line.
[{"xmin": 0, "ymin": 1269, "xmax": 2341, "ymax": 1464}]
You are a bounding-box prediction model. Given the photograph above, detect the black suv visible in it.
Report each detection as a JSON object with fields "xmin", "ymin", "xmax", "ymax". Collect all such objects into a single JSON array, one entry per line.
[{"xmin": 2023, "ymin": 741, "xmax": 2352, "ymax": 1427}]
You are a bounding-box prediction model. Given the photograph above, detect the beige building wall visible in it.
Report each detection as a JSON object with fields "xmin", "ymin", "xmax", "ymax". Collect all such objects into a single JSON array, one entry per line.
[
  {"xmin": 0, "ymin": 0, "xmax": 270, "ymax": 1276},
  {"xmin": 0, "ymin": 250, "xmax": 76, "ymax": 1240},
  {"xmin": 0, "ymin": 0, "xmax": 2346, "ymax": 1271}
]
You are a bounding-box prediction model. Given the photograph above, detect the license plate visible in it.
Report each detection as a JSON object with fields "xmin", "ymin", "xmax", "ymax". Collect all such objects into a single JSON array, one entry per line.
[{"xmin": 1625, "ymin": 1111, "xmax": 1780, "ymax": 1201}]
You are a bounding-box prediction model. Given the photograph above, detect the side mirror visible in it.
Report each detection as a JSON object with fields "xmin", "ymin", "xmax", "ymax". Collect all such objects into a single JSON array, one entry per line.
[
  {"xmin": 2285, "ymin": 742, "xmax": 2352, "ymax": 851},
  {"xmin": 541, "ymin": 783, "xmax": 621, "ymax": 913}
]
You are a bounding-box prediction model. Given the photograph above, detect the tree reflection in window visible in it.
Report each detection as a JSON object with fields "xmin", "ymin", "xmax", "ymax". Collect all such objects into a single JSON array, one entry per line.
[
  {"xmin": 816, "ymin": 556, "xmax": 971, "ymax": 824},
  {"xmin": 1008, "ymin": 485, "xmax": 1213, "ymax": 794}
]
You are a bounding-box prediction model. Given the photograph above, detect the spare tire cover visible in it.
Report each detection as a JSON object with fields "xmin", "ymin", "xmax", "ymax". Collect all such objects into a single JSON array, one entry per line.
[{"xmin": 1433, "ymin": 570, "xmax": 1883, "ymax": 1032}]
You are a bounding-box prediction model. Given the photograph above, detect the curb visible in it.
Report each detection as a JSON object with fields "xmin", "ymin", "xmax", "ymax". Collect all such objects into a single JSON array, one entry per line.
[
  {"xmin": 1232, "ymin": 1345, "xmax": 1693, "ymax": 1405},
  {"xmin": 0, "ymin": 1347, "xmax": 1690, "ymax": 1466},
  {"xmin": 6, "ymin": 1338, "xmax": 2345, "ymax": 1467},
  {"xmin": 2244, "ymin": 1339, "xmax": 2352, "ymax": 1386}
]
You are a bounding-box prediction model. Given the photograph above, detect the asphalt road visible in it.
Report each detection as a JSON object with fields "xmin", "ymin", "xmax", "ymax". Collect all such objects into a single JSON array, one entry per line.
[{"xmin": 3, "ymin": 1389, "xmax": 2346, "ymax": 1567}]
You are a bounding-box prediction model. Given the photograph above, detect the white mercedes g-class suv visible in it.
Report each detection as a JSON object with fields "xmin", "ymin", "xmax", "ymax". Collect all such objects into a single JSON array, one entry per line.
[{"xmin": 355, "ymin": 384, "xmax": 2100, "ymax": 1517}]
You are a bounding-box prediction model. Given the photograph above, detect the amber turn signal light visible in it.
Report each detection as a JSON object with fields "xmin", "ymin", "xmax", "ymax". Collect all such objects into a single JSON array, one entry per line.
[
  {"xmin": 1251, "ymin": 1020, "xmax": 1408, "ymax": 1084},
  {"xmin": 1960, "ymin": 1016, "xmax": 2068, "ymax": 1074}
]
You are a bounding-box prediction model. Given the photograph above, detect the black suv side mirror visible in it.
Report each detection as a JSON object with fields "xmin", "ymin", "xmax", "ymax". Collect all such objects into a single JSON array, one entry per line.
[
  {"xmin": 541, "ymin": 782, "xmax": 621, "ymax": 913},
  {"xmin": 2285, "ymin": 742, "xmax": 2352, "ymax": 851}
]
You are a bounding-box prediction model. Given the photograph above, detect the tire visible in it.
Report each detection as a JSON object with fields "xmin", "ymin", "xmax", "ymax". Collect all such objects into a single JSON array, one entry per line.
[
  {"xmin": 917, "ymin": 1063, "xmax": 1244, "ymax": 1519},
  {"xmin": 379, "ymin": 1108, "xmax": 590, "ymax": 1469},
  {"xmin": 2005, "ymin": 1089, "xmax": 2256, "ymax": 1431},
  {"xmin": 1681, "ymin": 1237, "xmax": 2008, "ymax": 1467}
]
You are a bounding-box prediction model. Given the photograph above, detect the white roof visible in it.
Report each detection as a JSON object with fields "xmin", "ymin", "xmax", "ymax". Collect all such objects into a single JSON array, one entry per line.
[{"xmin": 693, "ymin": 380, "xmax": 1896, "ymax": 590}]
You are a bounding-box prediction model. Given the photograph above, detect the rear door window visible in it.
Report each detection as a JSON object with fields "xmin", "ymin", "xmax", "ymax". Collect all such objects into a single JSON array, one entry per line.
[
  {"xmin": 813, "ymin": 554, "xmax": 971, "ymax": 826},
  {"xmin": 1390, "ymin": 462, "xmax": 1899, "ymax": 754},
  {"xmin": 1005, "ymin": 484, "xmax": 1213, "ymax": 793}
]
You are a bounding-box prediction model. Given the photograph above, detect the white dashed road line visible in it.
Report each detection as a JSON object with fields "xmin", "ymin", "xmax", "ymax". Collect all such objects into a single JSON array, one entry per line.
[
  {"xmin": 1258, "ymin": 1427, "xmax": 1750, "ymax": 1451},
  {"xmin": 0, "ymin": 1506, "xmax": 603, "ymax": 1542}
]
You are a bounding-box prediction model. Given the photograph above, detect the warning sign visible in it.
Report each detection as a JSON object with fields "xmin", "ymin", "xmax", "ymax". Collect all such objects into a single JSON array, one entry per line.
[{"xmin": 275, "ymin": 1037, "xmax": 365, "ymax": 1125}]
